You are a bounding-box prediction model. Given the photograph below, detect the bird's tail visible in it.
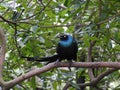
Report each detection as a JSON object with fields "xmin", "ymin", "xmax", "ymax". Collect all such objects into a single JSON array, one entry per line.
[
  {"xmin": 40, "ymin": 54, "xmax": 59, "ymax": 63},
  {"xmin": 22, "ymin": 54, "xmax": 59, "ymax": 63}
]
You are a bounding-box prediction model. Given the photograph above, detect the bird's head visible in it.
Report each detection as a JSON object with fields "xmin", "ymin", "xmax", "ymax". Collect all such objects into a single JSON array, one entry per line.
[
  {"xmin": 57, "ymin": 34, "xmax": 75, "ymax": 47},
  {"xmin": 58, "ymin": 34, "xmax": 69, "ymax": 41}
]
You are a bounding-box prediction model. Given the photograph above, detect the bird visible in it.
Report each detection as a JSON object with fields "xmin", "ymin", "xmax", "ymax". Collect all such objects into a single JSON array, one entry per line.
[{"xmin": 24, "ymin": 34, "xmax": 78, "ymax": 64}]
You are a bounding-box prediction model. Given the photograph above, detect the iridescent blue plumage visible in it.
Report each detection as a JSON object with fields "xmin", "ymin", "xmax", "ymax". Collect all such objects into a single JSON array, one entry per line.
[{"xmin": 59, "ymin": 35, "xmax": 73, "ymax": 47}]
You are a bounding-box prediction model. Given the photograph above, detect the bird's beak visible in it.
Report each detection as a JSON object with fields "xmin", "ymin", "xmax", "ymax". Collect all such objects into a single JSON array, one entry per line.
[
  {"xmin": 55, "ymin": 33, "xmax": 61, "ymax": 38},
  {"xmin": 56, "ymin": 35, "xmax": 61, "ymax": 38}
]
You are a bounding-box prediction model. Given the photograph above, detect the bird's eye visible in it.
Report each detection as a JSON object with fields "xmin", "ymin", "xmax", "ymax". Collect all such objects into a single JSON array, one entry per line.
[{"xmin": 63, "ymin": 35, "xmax": 66, "ymax": 38}]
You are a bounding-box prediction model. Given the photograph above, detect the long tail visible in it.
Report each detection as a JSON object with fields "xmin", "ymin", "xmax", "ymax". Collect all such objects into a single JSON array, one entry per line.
[
  {"xmin": 22, "ymin": 54, "xmax": 59, "ymax": 63},
  {"xmin": 40, "ymin": 54, "xmax": 59, "ymax": 63}
]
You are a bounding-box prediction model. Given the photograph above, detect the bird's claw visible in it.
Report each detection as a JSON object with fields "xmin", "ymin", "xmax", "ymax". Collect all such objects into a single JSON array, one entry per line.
[{"xmin": 54, "ymin": 59, "xmax": 60, "ymax": 65}]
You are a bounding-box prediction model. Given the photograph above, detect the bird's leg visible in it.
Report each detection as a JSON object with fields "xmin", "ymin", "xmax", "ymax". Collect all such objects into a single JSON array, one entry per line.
[
  {"xmin": 68, "ymin": 60, "xmax": 72, "ymax": 71},
  {"xmin": 54, "ymin": 59, "xmax": 60, "ymax": 65}
]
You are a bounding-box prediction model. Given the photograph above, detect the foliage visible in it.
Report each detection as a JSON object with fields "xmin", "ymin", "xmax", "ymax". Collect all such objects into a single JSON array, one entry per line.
[{"xmin": 0, "ymin": 0, "xmax": 120, "ymax": 90}]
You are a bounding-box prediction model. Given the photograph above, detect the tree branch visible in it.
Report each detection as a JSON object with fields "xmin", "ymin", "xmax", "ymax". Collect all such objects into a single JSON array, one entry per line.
[
  {"xmin": 1, "ymin": 62, "xmax": 120, "ymax": 89},
  {"xmin": 61, "ymin": 68, "xmax": 118, "ymax": 89},
  {"xmin": 78, "ymin": 68, "xmax": 118, "ymax": 87},
  {"xmin": 87, "ymin": 41, "xmax": 96, "ymax": 80},
  {"xmin": 0, "ymin": 27, "xmax": 6, "ymax": 73},
  {"xmin": 0, "ymin": 27, "xmax": 6, "ymax": 85}
]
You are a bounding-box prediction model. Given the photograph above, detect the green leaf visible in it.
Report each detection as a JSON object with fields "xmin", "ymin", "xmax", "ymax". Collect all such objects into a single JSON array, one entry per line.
[
  {"xmin": 63, "ymin": 7, "xmax": 82, "ymax": 23},
  {"xmin": 70, "ymin": 82, "xmax": 80, "ymax": 89},
  {"xmin": 30, "ymin": 76, "xmax": 36, "ymax": 90}
]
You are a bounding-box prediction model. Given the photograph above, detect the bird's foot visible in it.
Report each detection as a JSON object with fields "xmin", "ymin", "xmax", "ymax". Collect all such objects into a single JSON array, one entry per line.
[
  {"xmin": 68, "ymin": 61, "xmax": 72, "ymax": 71},
  {"xmin": 54, "ymin": 59, "xmax": 60, "ymax": 65}
]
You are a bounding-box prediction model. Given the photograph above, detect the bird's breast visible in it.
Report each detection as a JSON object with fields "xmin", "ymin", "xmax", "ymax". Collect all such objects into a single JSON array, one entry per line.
[{"xmin": 59, "ymin": 39, "xmax": 73, "ymax": 47}]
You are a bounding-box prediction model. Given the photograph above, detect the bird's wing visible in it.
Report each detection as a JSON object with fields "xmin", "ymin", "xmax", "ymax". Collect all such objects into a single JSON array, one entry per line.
[
  {"xmin": 56, "ymin": 43, "xmax": 61, "ymax": 54},
  {"xmin": 73, "ymin": 40, "xmax": 78, "ymax": 53}
]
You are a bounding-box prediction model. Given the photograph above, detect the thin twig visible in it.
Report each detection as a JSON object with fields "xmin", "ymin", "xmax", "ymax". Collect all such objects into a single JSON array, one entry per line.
[
  {"xmin": 14, "ymin": 24, "xmax": 22, "ymax": 57},
  {"xmin": 0, "ymin": 15, "xmax": 16, "ymax": 24},
  {"xmin": 97, "ymin": 12, "xmax": 120, "ymax": 25},
  {"xmin": 19, "ymin": 0, "xmax": 52, "ymax": 21}
]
